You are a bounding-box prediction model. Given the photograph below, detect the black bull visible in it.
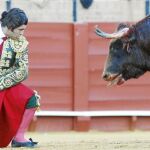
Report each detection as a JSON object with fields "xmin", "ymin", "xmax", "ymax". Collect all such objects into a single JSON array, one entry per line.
[{"xmin": 95, "ymin": 15, "xmax": 150, "ymax": 86}]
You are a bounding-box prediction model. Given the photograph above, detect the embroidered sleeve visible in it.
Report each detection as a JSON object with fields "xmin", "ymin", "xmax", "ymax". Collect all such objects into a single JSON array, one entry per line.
[{"xmin": 0, "ymin": 47, "xmax": 29, "ymax": 90}]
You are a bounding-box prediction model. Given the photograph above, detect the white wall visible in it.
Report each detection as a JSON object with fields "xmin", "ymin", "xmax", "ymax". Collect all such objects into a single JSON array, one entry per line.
[{"xmin": 0, "ymin": 0, "xmax": 146, "ymax": 22}]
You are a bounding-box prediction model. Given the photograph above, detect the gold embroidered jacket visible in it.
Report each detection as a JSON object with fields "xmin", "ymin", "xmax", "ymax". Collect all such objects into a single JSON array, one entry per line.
[{"xmin": 0, "ymin": 36, "xmax": 29, "ymax": 90}]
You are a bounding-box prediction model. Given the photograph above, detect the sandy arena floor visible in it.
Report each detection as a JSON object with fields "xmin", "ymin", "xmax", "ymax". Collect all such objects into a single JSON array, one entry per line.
[{"xmin": 2, "ymin": 131, "xmax": 150, "ymax": 150}]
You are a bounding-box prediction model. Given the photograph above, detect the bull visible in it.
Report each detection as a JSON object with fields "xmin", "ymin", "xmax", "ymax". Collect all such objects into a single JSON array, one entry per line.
[{"xmin": 95, "ymin": 15, "xmax": 150, "ymax": 86}]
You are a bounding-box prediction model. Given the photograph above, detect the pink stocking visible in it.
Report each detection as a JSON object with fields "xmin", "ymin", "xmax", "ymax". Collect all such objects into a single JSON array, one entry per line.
[{"xmin": 13, "ymin": 108, "xmax": 36, "ymax": 142}]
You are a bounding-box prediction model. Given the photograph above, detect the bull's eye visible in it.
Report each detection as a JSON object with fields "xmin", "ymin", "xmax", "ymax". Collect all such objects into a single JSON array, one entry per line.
[
  {"xmin": 110, "ymin": 47, "xmax": 123, "ymax": 58},
  {"xmin": 110, "ymin": 40, "xmax": 123, "ymax": 51}
]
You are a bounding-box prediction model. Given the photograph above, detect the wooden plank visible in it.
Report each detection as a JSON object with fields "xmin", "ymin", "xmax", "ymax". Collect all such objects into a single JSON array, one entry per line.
[{"xmin": 73, "ymin": 23, "xmax": 89, "ymax": 110}]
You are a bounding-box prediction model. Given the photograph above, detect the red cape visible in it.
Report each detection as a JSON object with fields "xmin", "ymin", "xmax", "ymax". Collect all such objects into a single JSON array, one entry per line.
[{"xmin": 0, "ymin": 83, "xmax": 34, "ymax": 147}]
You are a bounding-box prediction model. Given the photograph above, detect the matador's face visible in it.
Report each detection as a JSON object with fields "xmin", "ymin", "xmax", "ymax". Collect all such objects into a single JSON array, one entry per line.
[{"xmin": 5, "ymin": 25, "xmax": 27, "ymax": 40}]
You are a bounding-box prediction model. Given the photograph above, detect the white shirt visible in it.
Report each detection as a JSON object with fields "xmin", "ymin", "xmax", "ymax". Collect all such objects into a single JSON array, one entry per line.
[{"xmin": 0, "ymin": 25, "xmax": 5, "ymax": 45}]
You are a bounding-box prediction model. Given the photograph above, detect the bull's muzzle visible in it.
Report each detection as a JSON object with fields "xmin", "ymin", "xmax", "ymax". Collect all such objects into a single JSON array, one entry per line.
[{"xmin": 102, "ymin": 72, "xmax": 124, "ymax": 86}]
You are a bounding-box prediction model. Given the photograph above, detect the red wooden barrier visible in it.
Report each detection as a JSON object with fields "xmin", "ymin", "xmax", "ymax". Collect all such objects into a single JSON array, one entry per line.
[{"xmin": 24, "ymin": 23, "xmax": 150, "ymax": 131}]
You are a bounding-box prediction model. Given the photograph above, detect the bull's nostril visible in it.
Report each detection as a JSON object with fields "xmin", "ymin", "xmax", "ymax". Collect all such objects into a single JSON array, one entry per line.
[{"xmin": 102, "ymin": 74, "xmax": 108, "ymax": 80}]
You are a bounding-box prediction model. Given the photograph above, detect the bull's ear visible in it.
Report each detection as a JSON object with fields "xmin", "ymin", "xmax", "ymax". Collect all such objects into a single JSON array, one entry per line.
[{"xmin": 117, "ymin": 23, "xmax": 130, "ymax": 31}]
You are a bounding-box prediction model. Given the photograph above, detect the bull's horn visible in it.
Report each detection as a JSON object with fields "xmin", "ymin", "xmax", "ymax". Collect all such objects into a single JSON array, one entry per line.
[{"xmin": 95, "ymin": 25, "xmax": 129, "ymax": 39}]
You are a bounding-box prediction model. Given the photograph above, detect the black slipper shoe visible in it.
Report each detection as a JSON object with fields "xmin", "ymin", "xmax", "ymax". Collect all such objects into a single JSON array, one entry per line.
[{"xmin": 11, "ymin": 138, "xmax": 38, "ymax": 148}]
